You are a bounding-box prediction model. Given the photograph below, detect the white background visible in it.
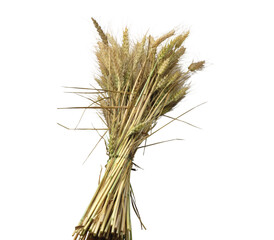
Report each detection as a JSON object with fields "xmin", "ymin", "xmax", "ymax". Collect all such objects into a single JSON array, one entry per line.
[{"xmin": 0, "ymin": 0, "xmax": 274, "ymax": 240}]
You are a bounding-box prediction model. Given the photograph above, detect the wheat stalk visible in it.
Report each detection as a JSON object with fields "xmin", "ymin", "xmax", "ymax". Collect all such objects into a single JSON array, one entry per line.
[{"xmin": 63, "ymin": 18, "xmax": 204, "ymax": 240}]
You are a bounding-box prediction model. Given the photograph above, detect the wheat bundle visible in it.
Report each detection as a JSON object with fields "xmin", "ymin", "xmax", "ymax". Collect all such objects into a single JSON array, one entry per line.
[{"xmin": 64, "ymin": 18, "xmax": 204, "ymax": 240}]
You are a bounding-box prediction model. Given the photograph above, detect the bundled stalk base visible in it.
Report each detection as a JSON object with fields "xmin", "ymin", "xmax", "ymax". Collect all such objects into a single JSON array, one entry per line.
[
  {"xmin": 74, "ymin": 158, "xmax": 133, "ymax": 240},
  {"xmin": 70, "ymin": 18, "xmax": 204, "ymax": 240}
]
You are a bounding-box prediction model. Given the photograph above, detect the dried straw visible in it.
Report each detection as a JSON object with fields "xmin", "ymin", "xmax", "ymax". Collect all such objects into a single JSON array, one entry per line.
[{"xmin": 65, "ymin": 18, "xmax": 205, "ymax": 240}]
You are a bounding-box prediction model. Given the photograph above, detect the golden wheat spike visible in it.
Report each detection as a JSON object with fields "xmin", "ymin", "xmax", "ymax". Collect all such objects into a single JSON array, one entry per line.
[
  {"xmin": 91, "ymin": 18, "xmax": 108, "ymax": 45},
  {"xmin": 152, "ymin": 30, "xmax": 175, "ymax": 48},
  {"xmin": 188, "ymin": 60, "xmax": 205, "ymax": 71},
  {"xmin": 122, "ymin": 27, "xmax": 129, "ymax": 55}
]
